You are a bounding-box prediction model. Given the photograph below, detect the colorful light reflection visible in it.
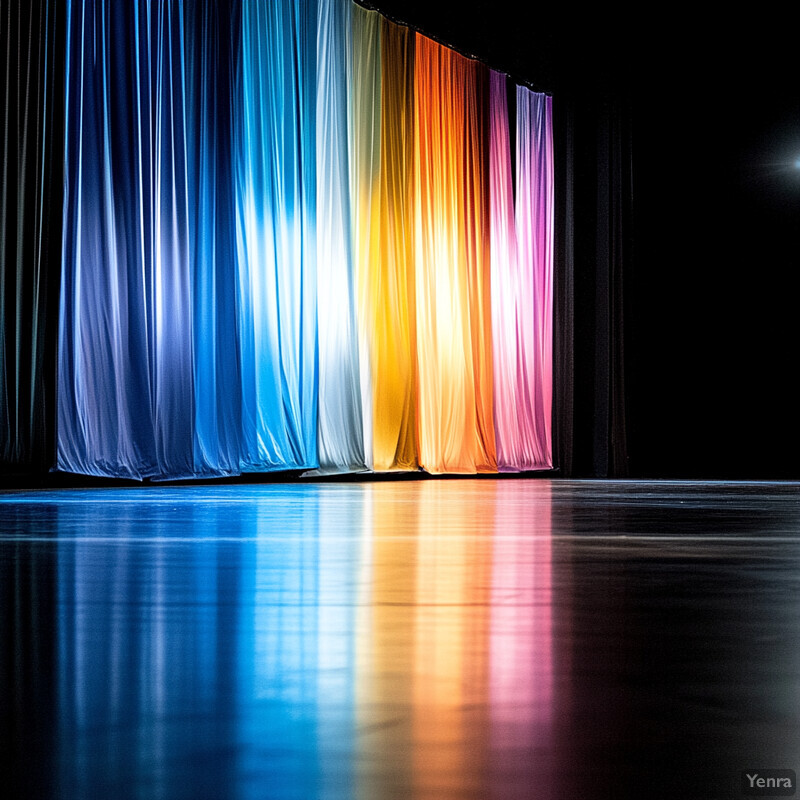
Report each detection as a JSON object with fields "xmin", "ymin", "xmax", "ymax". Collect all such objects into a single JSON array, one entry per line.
[{"xmin": 33, "ymin": 481, "xmax": 554, "ymax": 799}]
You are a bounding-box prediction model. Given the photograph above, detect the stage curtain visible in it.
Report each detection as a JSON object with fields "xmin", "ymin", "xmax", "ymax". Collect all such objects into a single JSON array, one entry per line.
[
  {"xmin": 347, "ymin": 3, "xmax": 381, "ymax": 469},
  {"xmin": 50, "ymin": 0, "xmax": 556, "ymax": 482},
  {"xmin": 57, "ymin": 0, "xmax": 320, "ymax": 480},
  {"xmin": 412, "ymin": 35, "xmax": 496, "ymax": 474},
  {"xmin": 185, "ymin": 0, "xmax": 243, "ymax": 477},
  {"xmin": 315, "ymin": 0, "xmax": 365, "ymax": 473},
  {"xmin": 488, "ymin": 70, "xmax": 519, "ymax": 468},
  {"xmin": 58, "ymin": 0, "xmax": 194, "ymax": 479},
  {"xmin": 235, "ymin": 0, "xmax": 319, "ymax": 472},
  {"xmin": 371, "ymin": 17, "xmax": 417, "ymax": 471},
  {"xmin": 0, "ymin": 0, "xmax": 63, "ymax": 474},
  {"xmin": 489, "ymin": 72, "xmax": 554, "ymax": 470},
  {"xmin": 515, "ymin": 86, "xmax": 554, "ymax": 469}
]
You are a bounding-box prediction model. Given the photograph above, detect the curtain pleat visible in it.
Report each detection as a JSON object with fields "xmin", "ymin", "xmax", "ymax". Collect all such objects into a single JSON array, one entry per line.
[
  {"xmin": 413, "ymin": 35, "xmax": 496, "ymax": 474},
  {"xmin": 463, "ymin": 58, "xmax": 497, "ymax": 470},
  {"xmin": 1, "ymin": 0, "xmax": 62, "ymax": 473},
  {"xmin": 489, "ymin": 70, "xmax": 520, "ymax": 468},
  {"xmin": 185, "ymin": 0, "xmax": 243, "ymax": 477},
  {"xmin": 514, "ymin": 86, "xmax": 553, "ymax": 468},
  {"xmin": 347, "ymin": 3, "xmax": 381, "ymax": 469},
  {"xmin": 490, "ymin": 72, "xmax": 554, "ymax": 470},
  {"xmin": 315, "ymin": 0, "xmax": 365, "ymax": 473},
  {"xmin": 373, "ymin": 17, "xmax": 417, "ymax": 471},
  {"xmin": 235, "ymin": 0, "xmax": 318, "ymax": 472},
  {"xmin": 58, "ymin": 0, "xmax": 208, "ymax": 480}
]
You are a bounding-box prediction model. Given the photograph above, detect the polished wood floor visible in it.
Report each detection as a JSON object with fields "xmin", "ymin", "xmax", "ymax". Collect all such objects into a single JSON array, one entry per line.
[{"xmin": 2, "ymin": 479, "xmax": 799, "ymax": 799}]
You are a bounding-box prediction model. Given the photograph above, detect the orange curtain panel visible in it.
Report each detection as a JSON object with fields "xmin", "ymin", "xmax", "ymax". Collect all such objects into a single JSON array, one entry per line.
[{"xmin": 412, "ymin": 35, "xmax": 496, "ymax": 474}]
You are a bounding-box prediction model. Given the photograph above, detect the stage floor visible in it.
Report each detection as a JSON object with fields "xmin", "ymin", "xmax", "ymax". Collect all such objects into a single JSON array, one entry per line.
[{"xmin": 2, "ymin": 479, "xmax": 800, "ymax": 799}]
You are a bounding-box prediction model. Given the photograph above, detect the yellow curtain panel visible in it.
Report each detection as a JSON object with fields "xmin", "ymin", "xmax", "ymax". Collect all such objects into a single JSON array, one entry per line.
[
  {"xmin": 348, "ymin": 4, "xmax": 382, "ymax": 468},
  {"xmin": 373, "ymin": 18, "xmax": 418, "ymax": 471}
]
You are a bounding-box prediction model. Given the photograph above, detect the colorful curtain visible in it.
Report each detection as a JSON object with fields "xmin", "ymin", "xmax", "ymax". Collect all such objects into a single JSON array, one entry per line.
[
  {"xmin": 186, "ymin": 0, "xmax": 244, "ymax": 477},
  {"xmin": 235, "ymin": 0, "xmax": 319, "ymax": 472},
  {"xmin": 490, "ymin": 72, "xmax": 554, "ymax": 470},
  {"xmin": 316, "ymin": 0, "xmax": 364, "ymax": 473},
  {"xmin": 58, "ymin": 0, "xmax": 184, "ymax": 479},
  {"xmin": 373, "ymin": 17, "xmax": 417, "ymax": 471},
  {"xmin": 413, "ymin": 35, "xmax": 497, "ymax": 474},
  {"xmin": 44, "ymin": 0, "xmax": 555, "ymax": 481},
  {"xmin": 348, "ymin": 3, "xmax": 381, "ymax": 469},
  {"xmin": 514, "ymin": 85, "xmax": 554, "ymax": 469}
]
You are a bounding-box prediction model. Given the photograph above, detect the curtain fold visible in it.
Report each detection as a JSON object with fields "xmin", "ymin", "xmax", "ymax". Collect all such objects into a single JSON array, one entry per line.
[
  {"xmin": 58, "ymin": 0, "xmax": 185, "ymax": 479},
  {"xmin": 412, "ymin": 35, "xmax": 496, "ymax": 474},
  {"xmin": 1, "ymin": 0, "xmax": 63, "ymax": 473},
  {"xmin": 489, "ymin": 70, "xmax": 520, "ymax": 468},
  {"xmin": 315, "ymin": 0, "xmax": 365, "ymax": 473},
  {"xmin": 514, "ymin": 86, "xmax": 554, "ymax": 469},
  {"xmin": 489, "ymin": 72, "xmax": 554, "ymax": 470},
  {"xmin": 235, "ymin": 0, "xmax": 318, "ymax": 472},
  {"xmin": 347, "ymin": 3, "xmax": 381, "ymax": 470},
  {"xmin": 185, "ymin": 0, "xmax": 243, "ymax": 477},
  {"xmin": 372, "ymin": 17, "xmax": 417, "ymax": 471}
]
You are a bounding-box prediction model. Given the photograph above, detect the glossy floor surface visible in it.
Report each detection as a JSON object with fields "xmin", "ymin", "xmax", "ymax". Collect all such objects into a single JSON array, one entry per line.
[{"xmin": 2, "ymin": 479, "xmax": 799, "ymax": 799}]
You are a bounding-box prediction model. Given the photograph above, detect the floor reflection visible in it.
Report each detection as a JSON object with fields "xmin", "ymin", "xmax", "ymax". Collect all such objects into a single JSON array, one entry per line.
[{"xmin": 2, "ymin": 479, "xmax": 800, "ymax": 799}]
